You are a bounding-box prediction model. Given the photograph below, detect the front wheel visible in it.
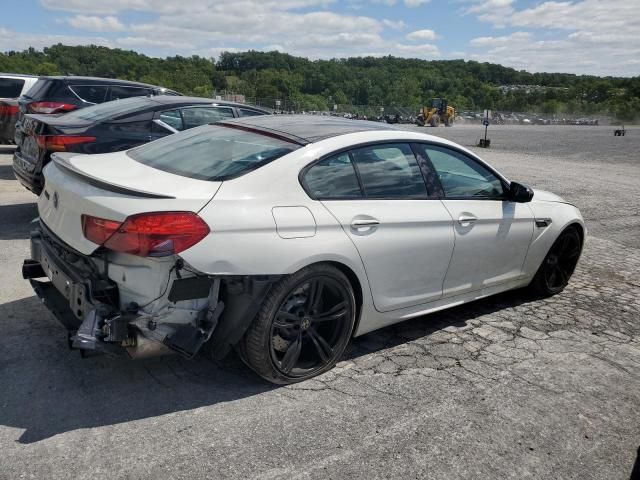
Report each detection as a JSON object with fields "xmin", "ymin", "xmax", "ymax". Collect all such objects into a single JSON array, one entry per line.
[
  {"xmin": 529, "ymin": 226, "xmax": 582, "ymax": 297},
  {"xmin": 240, "ymin": 264, "xmax": 356, "ymax": 384}
]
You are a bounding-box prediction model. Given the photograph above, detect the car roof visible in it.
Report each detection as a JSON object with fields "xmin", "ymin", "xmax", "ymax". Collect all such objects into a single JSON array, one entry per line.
[
  {"xmin": 37, "ymin": 76, "xmax": 172, "ymax": 89},
  {"xmin": 0, "ymin": 73, "xmax": 39, "ymax": 79},
  {"xmin": 150, "ymin": 95, "xmax": 271, "ymax": 111},
  {"xmin": 220, "ymin": 114, "xmax": 398, "ymax": 144}
]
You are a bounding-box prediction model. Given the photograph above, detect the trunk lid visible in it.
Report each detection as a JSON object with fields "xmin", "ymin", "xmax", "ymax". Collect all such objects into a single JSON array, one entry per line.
[{"xmin": 38, "ymin": 151, "xmax": 221, "ymax": 254}]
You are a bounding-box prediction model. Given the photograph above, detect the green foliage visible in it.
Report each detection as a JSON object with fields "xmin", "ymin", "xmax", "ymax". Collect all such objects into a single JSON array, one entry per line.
[{"xmin": 1, "ymin": 44, "xmax": 638, "ymax": 121}]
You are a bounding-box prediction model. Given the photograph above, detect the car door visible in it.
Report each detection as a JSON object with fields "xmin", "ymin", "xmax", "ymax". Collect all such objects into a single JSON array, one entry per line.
[
  {"xmin": 302, "ymin": 143, "xmax": 455, "ymax": 313},
  {"xmin": 414, "ymin": 143, "xmax": 534, "ymax": 297}
]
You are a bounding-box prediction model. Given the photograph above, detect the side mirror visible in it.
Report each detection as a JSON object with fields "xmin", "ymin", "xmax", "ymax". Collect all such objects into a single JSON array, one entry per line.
[{"xmin": 508, "ymin": 182, "xmax": 534, "ymax": 203}]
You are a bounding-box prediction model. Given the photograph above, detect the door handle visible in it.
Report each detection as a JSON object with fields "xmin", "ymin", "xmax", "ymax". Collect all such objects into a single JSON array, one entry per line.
[
  {"xmin": 458, "ymin": 215, "xmax": 477, "ymax": 225},
  {"xmin": 351, "ymin": 219, "xmax": 380, "ymax": 228}
]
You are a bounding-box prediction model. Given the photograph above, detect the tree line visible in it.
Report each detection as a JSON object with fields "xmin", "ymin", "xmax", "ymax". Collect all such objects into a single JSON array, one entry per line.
[{"xmin": 1, "ymin": 44, "xmax": 638, "ymax": 121}]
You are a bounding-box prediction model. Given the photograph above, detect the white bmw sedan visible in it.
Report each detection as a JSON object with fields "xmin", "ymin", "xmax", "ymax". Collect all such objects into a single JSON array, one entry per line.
[{"xmin": 24, "ymin": 115, "xmax": 584, "ymax": 384}]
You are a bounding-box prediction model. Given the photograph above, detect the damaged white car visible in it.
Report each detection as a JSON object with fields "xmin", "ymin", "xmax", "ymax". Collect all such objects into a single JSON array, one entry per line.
[{"xmin": 24, "ymin": 115, "xmax": 585, "ymax": 384}]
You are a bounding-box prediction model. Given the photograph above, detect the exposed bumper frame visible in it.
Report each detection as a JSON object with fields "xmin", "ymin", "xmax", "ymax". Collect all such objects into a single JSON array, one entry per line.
[{"xmin": 24, "ymin": 222, "xmax": 282, "ymax": 360}]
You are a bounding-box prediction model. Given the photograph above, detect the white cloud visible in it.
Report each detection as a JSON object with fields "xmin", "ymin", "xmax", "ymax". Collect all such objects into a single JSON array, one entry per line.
[
  {"xmin": 469, "ymin": 31, "xmax": 531, "ymax": 48},
  {"xmin": 115, "ymin": 37, "xmax": 193, "ymax": 49},
  {"xmin": 66, "ymin": 15, "xmax": 125, "ymax": 31},
  {"xmin": 463, "ymin": 0, "xmax": 514, "ymax": 27},
  {"xmin": 406, "ymin": 29, "xmax": 438, "ymax": 41},
  {"xmin": 382, "ymin": 19, "xmax": 407, "ymax": 30},
  {"xmin": 390, "ymin": 43, "xmax": 440, "ymax": 57},
  {"xmin": 465, "ymin": 0, "xmax": 640, "ymax": 75},
  {"xmin": 469, "ymin": 30, "xmax": 640, "ymax": 76},
  {"xmin": 0, "ymin": 26, "xmax": 111, "ymax": 51},
  {"xmin": 404, "ymin": 0, "xmax": 430, "ymax": 6}
]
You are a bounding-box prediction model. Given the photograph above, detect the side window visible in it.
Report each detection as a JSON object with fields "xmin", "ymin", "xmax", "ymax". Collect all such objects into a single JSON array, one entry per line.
[
  {"xmin": 108, "ymin": 86, "xmax": 151, "ymax": 101},
  {"xmin": 423, "ymin": 145, "xmax": 505, "ymax": 198},
  {"xmin": 239, "ymin": 108, "xmax": 264, "ymax": 117},
  {"xmin": 351, "ymin": 143, "xmax": 427, "ymax": 199},
  {"xmin": 304, "ymin": 153, "xmax": 362, "ymax": 199},
  {"xmin": 181, "ymin": 107, "xmax": 234, "ymax": 129},
  {"xmin": 69, "ymin": 85, "xmax": 108, "ymax": 104},
  {"xmin": 158, "ymin": 109, "xmax": 184, "ymax": 131}
]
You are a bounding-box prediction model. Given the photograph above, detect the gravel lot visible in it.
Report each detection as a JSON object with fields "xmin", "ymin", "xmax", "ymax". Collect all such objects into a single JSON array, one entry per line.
[{"xmin": 1, "ymin": 125, "xmax": 639, "ymax": 479}]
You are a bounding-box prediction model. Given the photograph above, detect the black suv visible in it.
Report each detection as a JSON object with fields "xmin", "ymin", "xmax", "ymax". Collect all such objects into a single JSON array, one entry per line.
[{"xmin": 14, "ymin": 76, "xmax": 180, "ymax": 132}]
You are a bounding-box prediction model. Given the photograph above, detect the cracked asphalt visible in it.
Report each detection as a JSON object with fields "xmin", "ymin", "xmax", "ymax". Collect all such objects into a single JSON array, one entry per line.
[{"xmin": 1, "ymin": 125, "xmax": 639, "ymax": 479}]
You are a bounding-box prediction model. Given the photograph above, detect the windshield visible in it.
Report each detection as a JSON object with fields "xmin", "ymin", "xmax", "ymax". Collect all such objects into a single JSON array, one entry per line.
[
  {"xmin": 127, "ymin": 124, "xmax": 301, "ymax": 181},
  {"xmin": 63, "ymin": 97, "xmax": 153, "ymax": 122}
]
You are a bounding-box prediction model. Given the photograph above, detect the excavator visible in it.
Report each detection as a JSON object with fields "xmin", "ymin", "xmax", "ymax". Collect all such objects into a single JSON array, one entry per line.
[{"xmin": 415, "ymin": 98, "xmax": 455, "ymax": 127}]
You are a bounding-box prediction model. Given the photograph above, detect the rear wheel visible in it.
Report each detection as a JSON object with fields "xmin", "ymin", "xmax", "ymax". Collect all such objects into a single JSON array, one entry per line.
[
  {"xmin": 240, "ymin": 264, "xmax": 356, "ymax": 384},
  {"xmin": 529, "ymin": 226, "xmax": 582, "ymax": 297}
]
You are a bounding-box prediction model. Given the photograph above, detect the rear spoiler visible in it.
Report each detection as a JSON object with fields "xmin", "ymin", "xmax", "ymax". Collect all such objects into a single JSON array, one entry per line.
[{"xmin": 51, "ymin": 152, "xmax": 175, "ymax": 199}]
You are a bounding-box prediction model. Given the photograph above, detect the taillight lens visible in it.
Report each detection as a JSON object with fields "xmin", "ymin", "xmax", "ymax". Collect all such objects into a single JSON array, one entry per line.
[
  {"xmin": 82, "ymin": 212, "xmax": 210, "ymax": 257},
  {"xmin": 27, "ymin": 101, "xmax": 77, "ymax": 114},
  {"xmin": 0, "ymin": 105, "xmax": 19, "ymax": 115},
  {"xmin": 36, "ymin": 135, "xmax": 96, "ymax": 152},
  {"xmin": 82, "ymin": 215, "xmax": 122, "ymax": 245}
]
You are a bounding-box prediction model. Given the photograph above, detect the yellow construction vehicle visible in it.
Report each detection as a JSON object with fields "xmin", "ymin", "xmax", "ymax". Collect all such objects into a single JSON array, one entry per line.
[{"xmin": 415, "ymin": 98, "xmax": 455, "ymax": 127}]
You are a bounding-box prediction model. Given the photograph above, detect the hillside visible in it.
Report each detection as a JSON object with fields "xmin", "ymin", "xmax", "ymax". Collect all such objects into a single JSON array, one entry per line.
[{"xmin": 1, "ymin": 44, "xmax": 638, "ymax": 120}]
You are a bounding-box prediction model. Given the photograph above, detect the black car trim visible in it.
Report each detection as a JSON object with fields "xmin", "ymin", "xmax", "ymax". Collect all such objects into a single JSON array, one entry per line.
[{"xmin": 52, "ymin": 153, "xmax": 176, "ymax": 199}]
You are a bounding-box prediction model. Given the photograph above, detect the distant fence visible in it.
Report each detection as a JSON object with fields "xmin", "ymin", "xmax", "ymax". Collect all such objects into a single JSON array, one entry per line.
[{"xmin": 213, "ymin": 92, "xmax": 613, "ymax": 124}]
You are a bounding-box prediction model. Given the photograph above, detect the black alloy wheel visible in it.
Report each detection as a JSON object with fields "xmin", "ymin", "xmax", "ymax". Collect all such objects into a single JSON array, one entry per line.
[
  {"xmin": 530, "ymin": 226, "xmax": 582, "ymax": 296},
  {"xmin": 240, "ymin": 264, "xmax": 356, "ymax": 384}
]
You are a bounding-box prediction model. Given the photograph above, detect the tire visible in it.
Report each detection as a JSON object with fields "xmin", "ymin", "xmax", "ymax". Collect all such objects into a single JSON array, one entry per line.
[
  {"xmin": 240, "ymin": 264, "xmax": 357, "ymax": 384},
  {"xmin": 528, "ymin": 226, "xmax": 582, "ymax": 297}
]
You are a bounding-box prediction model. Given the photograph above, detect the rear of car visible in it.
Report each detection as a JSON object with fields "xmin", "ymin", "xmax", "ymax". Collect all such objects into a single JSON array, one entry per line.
[
  {"xmin": 23, "ymin": 124, "xmax": 301, "ymax": 359},
  {"xmin": 0, "ymin": 74, "xmax": 38, "ymax": 144},
  {"xmin": 14, "ymin": 76, "xmax": 180, "ymax": 143},
  {"xmin": 12, "ymin": 95, "xmax": 271, "ymax": 194}
]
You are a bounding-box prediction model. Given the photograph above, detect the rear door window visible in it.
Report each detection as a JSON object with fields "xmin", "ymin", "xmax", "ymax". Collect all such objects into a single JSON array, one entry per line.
[
  {"xmin": 350, "ymin": 143, "xmax": 427, "ymax": 199},
  {"xmin": 127, "ymin": 124, "xmax": 300, "ymax": 181},
  {"xmin": 0, "ymin": 78, "xmax": 25, "ymax": 98},
  {"xmin": 239, "ymin": 108, "xmax": 265, "ymax": 117},
  {"xmin": 181, "ymin": 107, "xmax": 234, "ymax": 129},
  {"xmin": 69, "ymin": 85, "xmax": 108, "ymax": 104},
  {"xmin": 158, "ymin": 109, "xmax": 183, "ymax": 130},
  {"xmin": 303, "ymin": 153, "xmax": 362, "ymax": 199}
]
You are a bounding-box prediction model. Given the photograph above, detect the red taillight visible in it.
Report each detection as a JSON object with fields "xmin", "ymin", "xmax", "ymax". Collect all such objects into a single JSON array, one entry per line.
[
  {"xmin": 82, "ymin": 215, "xmax": 122, "ymax": 245},
  {"xmin": 27, "ymin": 101, "xmax": 77, "ymax": 114},
  {"xmin": 0, "ymin": 105, "xmax": 18, "ymax": 115},
  {"xmin": 82, "ymin": 212, "xmax": 210, "ymax": 257},
  {"xmin": 36, "ymin": 135, "xmax": 96, "ymax": 152}
]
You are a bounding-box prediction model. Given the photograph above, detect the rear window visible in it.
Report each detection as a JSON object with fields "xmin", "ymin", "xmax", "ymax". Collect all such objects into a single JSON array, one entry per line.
[
  {"xmin": 0, "ymin": 78, "xmax": 25, "ymax": 98},
  {"xmin": 62, "ymin": 97, "xmax": 153, "ymax": 122},
  {"xmin": 127, "ymin": 124, "xmax": 300, "ymax": 181}
]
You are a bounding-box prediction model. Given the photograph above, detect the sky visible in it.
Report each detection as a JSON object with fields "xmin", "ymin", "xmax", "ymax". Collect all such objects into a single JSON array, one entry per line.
[{"xmin": 1, "ymin": 0, "xmax": 639, "ymax": 76}]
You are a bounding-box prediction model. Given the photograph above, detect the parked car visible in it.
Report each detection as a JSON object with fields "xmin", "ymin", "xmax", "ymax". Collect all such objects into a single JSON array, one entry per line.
[
  {"xmin": 13, "ymin": 76, "xmax": 180, "ymax": 147},
  {"xmin": 23, "ymin": 115, "xmax": 584, "ymax": 384},
  {"xmin": 12, "ymin": 95, "xmax": 270, "ymax": 194},
  {"xmin": 0, "ymin": 73, "xmax": 39, "ymax": 144}
]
